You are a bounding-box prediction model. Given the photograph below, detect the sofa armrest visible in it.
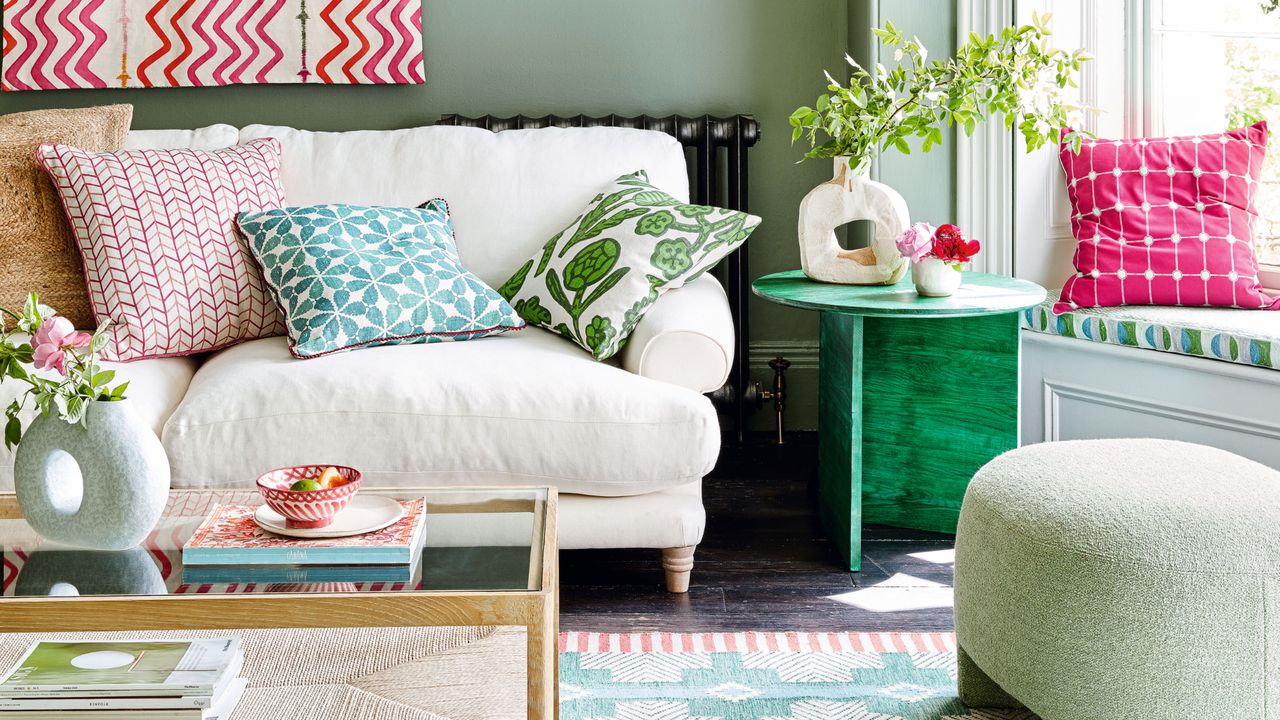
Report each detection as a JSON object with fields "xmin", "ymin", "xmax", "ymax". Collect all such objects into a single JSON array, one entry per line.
[{"xmin": 620, "ymin": 275, "xmax": 734, "ymax": 393}]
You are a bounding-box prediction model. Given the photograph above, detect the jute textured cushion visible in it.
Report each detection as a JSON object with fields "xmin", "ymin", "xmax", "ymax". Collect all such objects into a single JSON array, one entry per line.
[
  {"xmin": 955, "ymin": 439, "xmax": 1280, "ymax": 720},
  {"xmin": 0, "ymin": 104, "xmax": 132, "ymax": 329}
]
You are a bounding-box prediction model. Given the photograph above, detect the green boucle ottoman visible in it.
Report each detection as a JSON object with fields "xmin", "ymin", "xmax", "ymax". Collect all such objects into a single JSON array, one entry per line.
[{"xmin": 955, "ymin": 439, "xmax": 1280, "ymax": 719}]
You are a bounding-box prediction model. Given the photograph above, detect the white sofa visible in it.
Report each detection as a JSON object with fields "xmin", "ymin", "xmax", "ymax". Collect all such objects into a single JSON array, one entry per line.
[{"xmin": 1, "ymin": 122, "xmax": 737, "ymax": 592}]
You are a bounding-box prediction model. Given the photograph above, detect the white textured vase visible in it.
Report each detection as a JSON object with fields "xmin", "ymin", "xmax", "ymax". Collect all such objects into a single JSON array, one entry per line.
[
  {"xmin": 798, "ymin": 157, "xmax": 910, "ymax": 285},
  {"xmin": 912, "ymin": 258, "xmax": 964, "ymax": 297},
  {"xmin": 14, "ymin": 400, "xmax": 170, "ymax": 550}
]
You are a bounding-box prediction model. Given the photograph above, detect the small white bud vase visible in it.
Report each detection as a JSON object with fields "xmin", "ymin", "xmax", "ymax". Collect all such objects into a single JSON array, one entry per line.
[
  {"xmin": 912, "ymin": 258, "xmax": 964, "ymax": 297},
  {"xmin": 13, "ymin": 399, "xmax": 170, "ymax": 551}
]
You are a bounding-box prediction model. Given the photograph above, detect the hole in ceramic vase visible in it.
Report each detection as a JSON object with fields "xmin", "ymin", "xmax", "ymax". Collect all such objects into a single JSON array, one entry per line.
[
  {"xmin": 839, "ymin": 219, "xmax": 876, "ymax": 251},
  {"xmin": 43, "ymin": 449, "xmax": 84, "ymax": 517}
]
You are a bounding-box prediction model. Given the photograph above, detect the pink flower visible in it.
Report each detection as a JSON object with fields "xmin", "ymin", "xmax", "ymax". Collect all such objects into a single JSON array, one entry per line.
[
  {"xmin": 895, "ymin": 222, "xmax": 937, "ymax": 263},
  {"xmin": 32, "ymin": 317, "xmax": 91, "ymax": 375}
]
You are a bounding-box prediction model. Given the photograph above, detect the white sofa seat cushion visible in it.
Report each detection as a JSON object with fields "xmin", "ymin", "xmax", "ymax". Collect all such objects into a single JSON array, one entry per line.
[
  {"xmin": 0, "ymin": 349, "xmax": 198, "ymax": 490},
  {"xmin": 420, "ymin": 482, "xmax": 704, "ymax": 550},
  {"xmin": 162, "ymin": 332, "xmax": 721, "ymax": 496},
  {"xmin": 237, "ymin": 124, "xmax": 690, "ymax": 289},
  {"xmin": 559, "ymin": 481, "xmax": 704, "ymax": 550},
  {"xmin": 621, "ymin": 275, "xmax": 735, "ymax": 393}
]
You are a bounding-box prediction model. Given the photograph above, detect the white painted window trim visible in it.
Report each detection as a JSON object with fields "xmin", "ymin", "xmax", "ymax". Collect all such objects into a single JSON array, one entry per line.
[{"xmin": 956, "ymin": 0, "xmax": 1015, "ymax": 277}]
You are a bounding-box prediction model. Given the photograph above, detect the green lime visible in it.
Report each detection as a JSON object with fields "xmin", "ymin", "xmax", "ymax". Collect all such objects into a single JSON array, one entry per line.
[{"xmin": 289, "ymin": 479, "xmax": 322, "ymax": 492}]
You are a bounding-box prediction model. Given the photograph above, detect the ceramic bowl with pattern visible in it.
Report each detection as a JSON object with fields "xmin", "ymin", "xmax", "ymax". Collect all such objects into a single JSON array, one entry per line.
[{"xmin": 255, "ymin": 465, "xmax": 362, "ymax": 529}]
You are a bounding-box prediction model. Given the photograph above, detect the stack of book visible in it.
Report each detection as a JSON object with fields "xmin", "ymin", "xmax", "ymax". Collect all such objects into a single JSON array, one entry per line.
[
  {"xmin": 0, "ymin": 638, "xmax": 245, "ymax": 720},
  {"xmin": 181, "ymin": 499, "xmax": 426, "ymax": 588}
]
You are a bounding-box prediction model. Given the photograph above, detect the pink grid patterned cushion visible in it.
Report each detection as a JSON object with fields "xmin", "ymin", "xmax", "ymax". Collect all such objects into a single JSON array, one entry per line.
[
  {"xmin": 38, "ymin": 139, "xmax": 287, "ymax": 361},
  {"xmin": 1056, "ymin": 122, "xmax": 1280, "ymax": 314}
]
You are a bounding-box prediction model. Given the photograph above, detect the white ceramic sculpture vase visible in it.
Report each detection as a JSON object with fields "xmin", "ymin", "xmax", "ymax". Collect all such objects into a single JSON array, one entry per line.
[
  {"xmin": 798, "ymin": 157, "xmax": 910, "ymax": 285},
  {"xmin": 13, "ymin": 399, "xmax": 170, "ymax": 550},
  {"xmin": 912, "ymin": 257, "xmax": 964, "ymax": 297}
]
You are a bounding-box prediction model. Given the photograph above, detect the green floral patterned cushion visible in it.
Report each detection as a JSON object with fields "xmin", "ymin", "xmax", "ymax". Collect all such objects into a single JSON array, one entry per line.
[
  {"xmin": 1023, "ymin": 293, "xmax": 1280, "ymax": 371},
  {"xmin": 500, "ymin": 171, "xmax": 760, "ymax": 360},
  {"xmin": 237, "ymin": 201, "xmax": 523, "ymax": 359}
]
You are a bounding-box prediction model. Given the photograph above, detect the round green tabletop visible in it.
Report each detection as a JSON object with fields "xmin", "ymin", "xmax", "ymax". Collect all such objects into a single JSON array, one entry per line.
[{"xmin": 752, "ymin": 269, "xmax": 1047, "ymax": 318}]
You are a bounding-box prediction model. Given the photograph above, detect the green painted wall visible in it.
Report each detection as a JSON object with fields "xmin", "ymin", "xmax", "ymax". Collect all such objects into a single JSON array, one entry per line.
[{"xmin": 0, "ymin": 0, "xmax": 958, "ymax": 432}]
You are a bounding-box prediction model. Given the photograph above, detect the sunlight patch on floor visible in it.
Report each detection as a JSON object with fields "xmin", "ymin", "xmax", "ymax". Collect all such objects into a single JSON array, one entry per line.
[
  {"xmin": 826, "ymin": 574, "xmax": 954, "ymax": 613},
  {"xmin": 907, "ymin": 548, "xmax": 956, "ymax": 565}
]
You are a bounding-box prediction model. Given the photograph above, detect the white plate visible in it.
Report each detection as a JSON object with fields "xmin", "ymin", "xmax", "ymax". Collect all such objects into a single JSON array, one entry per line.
[{"xmin": 254, "ymin": 495, "xmax": 405, "ymax": 539}]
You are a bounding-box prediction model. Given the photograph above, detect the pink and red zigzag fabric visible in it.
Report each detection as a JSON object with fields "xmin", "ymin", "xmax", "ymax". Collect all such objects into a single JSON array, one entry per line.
[{"xmin": 3, "ymin": 0, "xmax": 424, "ymax": 91}]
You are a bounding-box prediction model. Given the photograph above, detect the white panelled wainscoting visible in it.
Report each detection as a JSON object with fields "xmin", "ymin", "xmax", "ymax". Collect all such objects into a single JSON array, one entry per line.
[{"xmin": 1022, "ymin": 333, "xmax": 1280, "ymax": 469}]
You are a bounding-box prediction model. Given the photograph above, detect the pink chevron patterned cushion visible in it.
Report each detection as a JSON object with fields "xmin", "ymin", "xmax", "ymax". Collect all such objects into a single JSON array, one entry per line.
[
  {"xmin": 1056, "ymin": 122, "xmax": 1280, "ymax": 314},
  {"xmin": 37, "ymin": 138, "xmax": 287, "ymax": 361}
]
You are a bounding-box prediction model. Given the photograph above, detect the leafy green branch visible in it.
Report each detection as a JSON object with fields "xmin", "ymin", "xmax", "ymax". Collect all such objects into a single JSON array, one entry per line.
[{"xmin": 789, "ymin": 13, "xmax": 1092, "ymax": 172}]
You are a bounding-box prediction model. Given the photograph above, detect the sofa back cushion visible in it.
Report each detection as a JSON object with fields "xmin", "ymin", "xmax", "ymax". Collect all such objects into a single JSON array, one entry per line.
[
  {"xmin": 237, "ymin": 124, "xmax": 690, "ymax": 288},
  {"xmin": 125, "ymin": 124, "xmax": 240, "ymax": 152}
]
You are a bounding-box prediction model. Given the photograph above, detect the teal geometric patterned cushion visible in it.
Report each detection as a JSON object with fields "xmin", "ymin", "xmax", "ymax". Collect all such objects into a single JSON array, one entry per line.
[
  {"xmin": 237, "ymin": 201, "xmax": 523, "ymax": 359},
  {"xmin": 500, "ymin": 171, "xmax": 760, "ymax": 360},
  {"xmin": 1023, "ymin": 292, "xmax": 1279, "ymax": 371}
]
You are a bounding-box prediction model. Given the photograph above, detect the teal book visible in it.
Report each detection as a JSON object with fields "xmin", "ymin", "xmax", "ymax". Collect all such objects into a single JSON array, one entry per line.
[{"xmin": 182, "ymin": 562, "xmax": 415, "ymax": 585}]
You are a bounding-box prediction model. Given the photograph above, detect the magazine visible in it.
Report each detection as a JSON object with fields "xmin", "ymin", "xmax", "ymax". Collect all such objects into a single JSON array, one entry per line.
[{"xmin": 0, "ymin": 639, "xmax": 240, "ymax": 696}]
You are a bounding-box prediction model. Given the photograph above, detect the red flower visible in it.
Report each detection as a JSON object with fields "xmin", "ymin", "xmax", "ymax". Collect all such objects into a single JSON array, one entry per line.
[{"xmin": 930, "ymin": 224, "xmax": 980, "ymax": 264}]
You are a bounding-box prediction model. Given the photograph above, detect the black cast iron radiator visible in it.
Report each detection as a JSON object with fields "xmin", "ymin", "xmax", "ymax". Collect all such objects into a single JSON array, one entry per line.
[{"xmin": 438, "ymin": 113, "xmax": 761, "ymax": 442}]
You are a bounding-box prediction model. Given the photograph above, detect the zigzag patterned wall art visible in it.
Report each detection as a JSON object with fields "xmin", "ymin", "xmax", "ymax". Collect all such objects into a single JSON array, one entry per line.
[{"xmin": 2, "ymin": 0, "xmax": 424, "ymax": 91}]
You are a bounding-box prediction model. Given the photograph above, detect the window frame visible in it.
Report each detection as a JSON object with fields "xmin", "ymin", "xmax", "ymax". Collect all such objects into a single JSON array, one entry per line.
[{"xmin": 1134, "ymin": 0, "xmax": 1280, "ymax": 288}]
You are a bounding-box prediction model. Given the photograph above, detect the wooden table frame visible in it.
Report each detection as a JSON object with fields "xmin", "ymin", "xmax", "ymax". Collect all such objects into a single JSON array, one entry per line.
[{"xmin": 0, "ymin": 488, "xmax": 559, "ymax": 719}]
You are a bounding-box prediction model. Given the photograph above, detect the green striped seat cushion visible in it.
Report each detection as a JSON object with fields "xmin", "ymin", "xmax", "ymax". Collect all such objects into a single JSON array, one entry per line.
[{"xmin": 1022, "ymin": 294, "xmax": 1279, "ymax": 371}]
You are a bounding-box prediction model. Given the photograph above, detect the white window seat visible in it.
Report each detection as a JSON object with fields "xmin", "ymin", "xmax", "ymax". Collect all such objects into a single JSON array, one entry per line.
[{"xmin": 1019, "ymin": 295, "xmax": 1280, "ymax": 470}]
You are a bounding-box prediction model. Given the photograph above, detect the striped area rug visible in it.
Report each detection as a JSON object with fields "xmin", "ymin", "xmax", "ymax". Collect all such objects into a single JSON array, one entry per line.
[{"xmin": 558, "ymin": 632, "xmax": 1038, "ymax": 720}]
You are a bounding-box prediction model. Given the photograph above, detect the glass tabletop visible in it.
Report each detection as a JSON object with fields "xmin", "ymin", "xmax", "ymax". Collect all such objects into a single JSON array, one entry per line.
[{"xmin": 0, "ymin": 487, "xmax": 551, "ymax": 598}]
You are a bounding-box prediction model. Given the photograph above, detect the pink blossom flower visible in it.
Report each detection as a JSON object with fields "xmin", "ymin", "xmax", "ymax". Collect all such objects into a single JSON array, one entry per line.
[
  {"xmin": 895, "ymin": 222, "xmax": 937, "ymax": 263},
  {"xmin": 32, "ymin": 317, "xmax": 91, "ymax": 375}
]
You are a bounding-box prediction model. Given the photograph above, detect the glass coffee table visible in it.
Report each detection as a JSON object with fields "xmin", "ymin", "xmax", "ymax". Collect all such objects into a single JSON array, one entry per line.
[{"xmin": 0, "ymin": 487, "xmax": 558, "ymax": 719}]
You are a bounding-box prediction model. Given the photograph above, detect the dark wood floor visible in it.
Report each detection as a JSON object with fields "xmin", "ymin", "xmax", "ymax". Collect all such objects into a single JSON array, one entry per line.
[{"xmin": 560, "ymin": 432, "xmax": 957, "ymax": 632}]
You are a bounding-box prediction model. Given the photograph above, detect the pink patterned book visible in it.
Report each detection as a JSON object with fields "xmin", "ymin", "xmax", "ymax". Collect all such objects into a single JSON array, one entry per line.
[{"xmin": 182, "ymin": 499, "xmax": 426, "ymax": 566}]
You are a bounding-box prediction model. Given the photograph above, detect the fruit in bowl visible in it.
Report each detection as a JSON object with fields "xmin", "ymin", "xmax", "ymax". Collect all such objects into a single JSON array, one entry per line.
[{"xmin": 256, "ymin": 465, "xmax": 362, "ymax": 529}]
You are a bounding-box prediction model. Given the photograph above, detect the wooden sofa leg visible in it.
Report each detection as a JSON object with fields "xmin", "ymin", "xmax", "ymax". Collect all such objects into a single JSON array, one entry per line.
[{"xmin": 662, "ymin": 546, "xmax": 696, "ymax": 593}]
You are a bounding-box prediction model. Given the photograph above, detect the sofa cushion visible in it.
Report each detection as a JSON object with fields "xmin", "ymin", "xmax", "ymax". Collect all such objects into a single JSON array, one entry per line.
[
  {"xmin": 237, "ymin": 201, "xmax": 523, "ymax": 359},
  {"xmin": 500, "ymin": 170, "xmax": 759, "ymax": 360},
  {"xmin": 162, "ymin": 332, "xmax": 720, "ymax": 496},
  {"xmin": 38, "ymin": 139, "xmax": 288, "ymax": 361},
  {"xmin": 237, "ymin": 124, "xmax": 690, "ymax": 289},
  {"xmin": 0, "ymin": 104, "xmax": 133, "ymax": 330},
  {"xmin": 0, "ymin": 348, "xmax": 198, "ymax": 491},
  {"xmin": 1023, "ymin": 293, "xmax": 1280, "ymax": 370}
]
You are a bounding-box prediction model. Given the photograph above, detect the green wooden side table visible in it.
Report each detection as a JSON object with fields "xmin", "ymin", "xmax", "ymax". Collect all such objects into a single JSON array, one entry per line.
[{"xmin": 752, "ymin": 270, "xmax": 1047, "ymax": 570}]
